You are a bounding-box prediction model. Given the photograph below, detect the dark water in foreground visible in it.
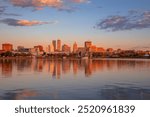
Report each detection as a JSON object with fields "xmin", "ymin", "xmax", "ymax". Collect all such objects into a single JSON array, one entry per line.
[{"xmin": 0, "ymin": 58, "xmax": 150, "ymax": 100}]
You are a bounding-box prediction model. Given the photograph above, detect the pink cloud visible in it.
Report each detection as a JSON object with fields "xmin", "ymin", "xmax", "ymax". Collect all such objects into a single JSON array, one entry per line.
[
  {"xmin": 0, "ymin": 18, "xmax": 58, "ymax": 26},
  {"xmin": 71, "ymin": 0, "xmax": 89, "ymax": 3},
  {"xmin": 17, "ymin": 20, "xmax": 49, "ymax": 26},
  {"xmin": 9, "ymin": 0, "xmax": 90, "ymax": 11},
  {"xmin": 10, "ymin": 0, "xmax": 62, "ymax": 9}
]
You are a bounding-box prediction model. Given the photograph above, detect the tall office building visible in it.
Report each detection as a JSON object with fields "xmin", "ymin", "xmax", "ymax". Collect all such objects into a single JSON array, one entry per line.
[
  {"xmin": 52, "ymin": 40, "xmax": 56, "ymax": 52},
  {"xmin": 50, "ymin": 42, "xmax": 54, "ymax": 53},
  {"xmin": 57, "ymin": 39, "xmax": 61, "ymax": 51},
  {"xmin": 2, "ymin": 43, "xmax": 13, "ymax": 51},
  {"xmin": 73, "ymin": 42, "xmax": 78, "ymax": 53},
  {"xmin": 47, "ymin": 42, "xmax": 54, "ymax": 54}
]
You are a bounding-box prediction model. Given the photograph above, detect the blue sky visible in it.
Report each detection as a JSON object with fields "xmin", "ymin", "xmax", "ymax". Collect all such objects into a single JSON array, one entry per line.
[{"xmin": 0, "ymin": 0, "xmax": 150, "ymax": 50}]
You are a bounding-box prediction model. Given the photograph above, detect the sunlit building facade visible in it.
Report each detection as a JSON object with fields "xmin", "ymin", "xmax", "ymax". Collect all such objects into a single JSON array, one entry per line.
[
  {"xmin": 34, "ymin": 45, "xmax": 43, "ymax": 52},
  {"xmin": 85, "ymin": 41, "xmax": 92, "ymax": 49},
  {"xmin": 47, "ymin": 42, "xmax": 54, "ymax": 53},
  {"xmin": 97, "ymin": 47, "xmax": 105, "ymax": 53},
  {"xmin": 62, "ymin": 44, "xmax": 71, "ymax": 53},
  {"xmin": 52, "ymin": 40, "xmax": 56, "ymax": 52},
  {"xmin": 2, "ymin": 43, "xmax": 13, "ymax": 52},
  {"xmin": 57, "ymin": 39, "xmax": 61, "ymax": 51},
  {"xmin": 90, "ymin": 45, "xmax": 97, "ymax": 52},
  {"xmin": 73, "ymin": 42, "xmax": 78, "ymax": 53}
]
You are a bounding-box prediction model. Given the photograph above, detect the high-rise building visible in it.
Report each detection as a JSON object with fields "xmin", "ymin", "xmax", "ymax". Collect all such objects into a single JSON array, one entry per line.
[
  {"xmin": 73, "ymin": 42, "xmax": 78, "ymax": 53},
  {"xmin": 52, "ymin": 40, "xmax": 56, "ymax": 51},
  {"xmin": 57, "ymin": 39, "xmax": 61, "ymax": 51},
  {"xmin": 2, "ymin": 43, "xmax": 13, "ymax": 51},
  {"xmin": 85, "ymin": 41, "xmax": 92, "ymax": 48},
  {"xmin": 62, "ymin": 44, "xmax": 71, "ymax": 53},
  {"xmin": 47, "ymin": 43, "xmax": 54, "ymax": 54},
  {"xmin": 46, "ymin": 46, "xmax": 49, "ymax": 53},
  {"xmin": 49, "ymin": 42, "xmax": 54, "ymax": 53}
]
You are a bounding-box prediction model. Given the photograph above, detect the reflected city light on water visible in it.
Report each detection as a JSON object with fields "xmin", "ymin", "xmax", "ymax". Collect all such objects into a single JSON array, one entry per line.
[{"xmin": 0, "ymin": 58, "xmax": 150, "ymax": 100}]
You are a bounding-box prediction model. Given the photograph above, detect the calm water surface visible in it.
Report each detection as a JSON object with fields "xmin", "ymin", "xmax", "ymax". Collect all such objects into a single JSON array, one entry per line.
[{"xmin": 0, "ymin": 58, "xmax": 150, "ymax": 100}]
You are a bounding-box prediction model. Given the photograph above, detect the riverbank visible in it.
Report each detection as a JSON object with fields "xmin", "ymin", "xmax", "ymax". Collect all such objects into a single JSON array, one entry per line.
[
  {"xmin": 0, "ymin": 56, "xmax": 33, "ymax": 60},
  {"xmin": 0, "ymin": 56, "xmax": 150, "ymax": 60}
]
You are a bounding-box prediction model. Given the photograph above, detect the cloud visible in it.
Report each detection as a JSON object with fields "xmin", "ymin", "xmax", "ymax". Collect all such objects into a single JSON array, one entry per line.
[
  {"xmin": 0, "ymin": 6, "xmax": 5, "ymax": 13},
  {"xmin": 0, "ymin": 18, "xmax": 58, "ymax": 26},
  {"xmin": 95, "ymin": 10, "xmax": 150, "ymax": 31},
  {"xmin": 71, "ymin": 0, "xmax": 90, "ymax": 3},
  {"xmin": 3, "ymin": 13, "xmax": 21, "ymax": 16},
  {"xmin": 10, "ymin": 0, "xmax": 62, "ymax": 8},
  {"xmin": 57, "ymin": 5, "xmax": 76, "ymax": 12},
  {"xmin": 9, "ymin": 0, "xmax": 90, "ymax": 11}
]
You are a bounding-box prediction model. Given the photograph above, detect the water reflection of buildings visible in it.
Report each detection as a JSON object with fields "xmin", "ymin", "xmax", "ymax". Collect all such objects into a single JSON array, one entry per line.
[
  {"xmin": 0, "ymin": 59, "xmax": 13, "ymax": 77},
  {"xmin": 72, "ymin": 60, "xmax": 78, "ymax": 75},
  {"xmin": 62, "ymin": 60, "xmax": 71, "ymax": 74},
  {"xmin": 85, "ymin": 60, "xmax": 92, "ymax": 77},
  {"xmin": 49, "ymin": 60, "xmax": 61, "ymax": 79},
  {"xmin": 34, "ymin": 59, "xmax": 44, "ymax": 72},
  {"xmin": 16, "ymin": 59, "xmax": 32, "ymax": 71},
  {"xmin": 0, "ymin": 59, "xmax": 150, "ymax": 78},
  {"xmin": 57, "ymin": 60, "xmax": 61, "ymax": 79},
  {"xmin": 45, "ymin": 60, "xmax": 62, "ymax": 79}
]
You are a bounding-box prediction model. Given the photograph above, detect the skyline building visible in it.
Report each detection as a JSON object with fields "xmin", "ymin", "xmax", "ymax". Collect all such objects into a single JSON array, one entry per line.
[
  {"xmin": 1, "ymin": 40, "xmax": 149, "ymax": 56},
  {"xmin": 47, "ymin": 42, "xmax": 55, "ymax": 54},
  {"xmin": 97, "ymin": 47, "xmax": 105, "ymax": 53},
  {"xmin": 50, "ymin": 42, "xmax": 54, "ymax": 53},
  {"xmin": 17, "ymin": 46, "xmax": 24, "ymax": 52},
  {"xmin": 62, "ymin": 44, "xmax": 71, "ymax": 53},
  {"xmin": 2, "ymin": 43, "xmax": 13, "ymax": 52},
  {"xmin": 90, "ymin": 45, "xmax": 97, "ymax": 52},
  {"xmin": 85, "ymin": 41, "xmax": 92, "ymax": 49},
  {"xmin": 73, "ymin": 42, "xmax": 78, "ymax": 53},
  {"xmin": 57, "ymin": 39, "xmax": 61, "ymax": 51},
  {"xmin": 52, "ymin": 40, "xmax": 56, "ymax": 51},
  {"xmin": 34, "ymin": 45, "xmax": 43, "ymax": 52}
]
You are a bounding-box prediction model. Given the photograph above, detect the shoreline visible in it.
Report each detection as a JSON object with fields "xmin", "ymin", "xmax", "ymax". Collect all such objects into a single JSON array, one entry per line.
[
  {"xmin": 0, "ymin": 56, "xmax": 33, "ymax": 60},
  {"xmin": 0, "ymin": 56, "xmax": 150, "ymax": 60}
]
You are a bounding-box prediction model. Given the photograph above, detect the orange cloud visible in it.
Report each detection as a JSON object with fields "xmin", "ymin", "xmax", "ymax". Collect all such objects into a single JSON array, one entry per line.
[
  {"xmin": 17, "ymin": 20, "xmax": 48, "ymax": 26},
  {"xmin": 0, "ymin": 18, "xmax": 58, "ymax": 26},
  {"xmin": 9, "ymin": 0, "xmax": 90, "ymax": 11},
  {"xmin": 10, "ymin": 0, "xmax": 62, "ymax": 9},
  {"xmin": 71, "ymin": 0, "xmax": 90, "ymax": 3}
]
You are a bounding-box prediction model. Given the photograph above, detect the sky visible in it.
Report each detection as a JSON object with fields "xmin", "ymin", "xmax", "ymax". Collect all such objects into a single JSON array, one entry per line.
[{"xmin": 0, "ymin": 0, "xmax": 150, "ymax": 50}]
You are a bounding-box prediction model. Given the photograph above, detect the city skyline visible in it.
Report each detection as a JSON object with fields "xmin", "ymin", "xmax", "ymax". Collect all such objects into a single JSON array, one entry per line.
[
  {"xmin": 1, "ymin": 39, "xmax": 150, "ymax": 52},
  {"xmin": 1, "ymin": 40, "xmax": 102, "ymax": 52},
  {"xmin": 0, "ymin": 0, "xmax": 150, "ymax": 50}
]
